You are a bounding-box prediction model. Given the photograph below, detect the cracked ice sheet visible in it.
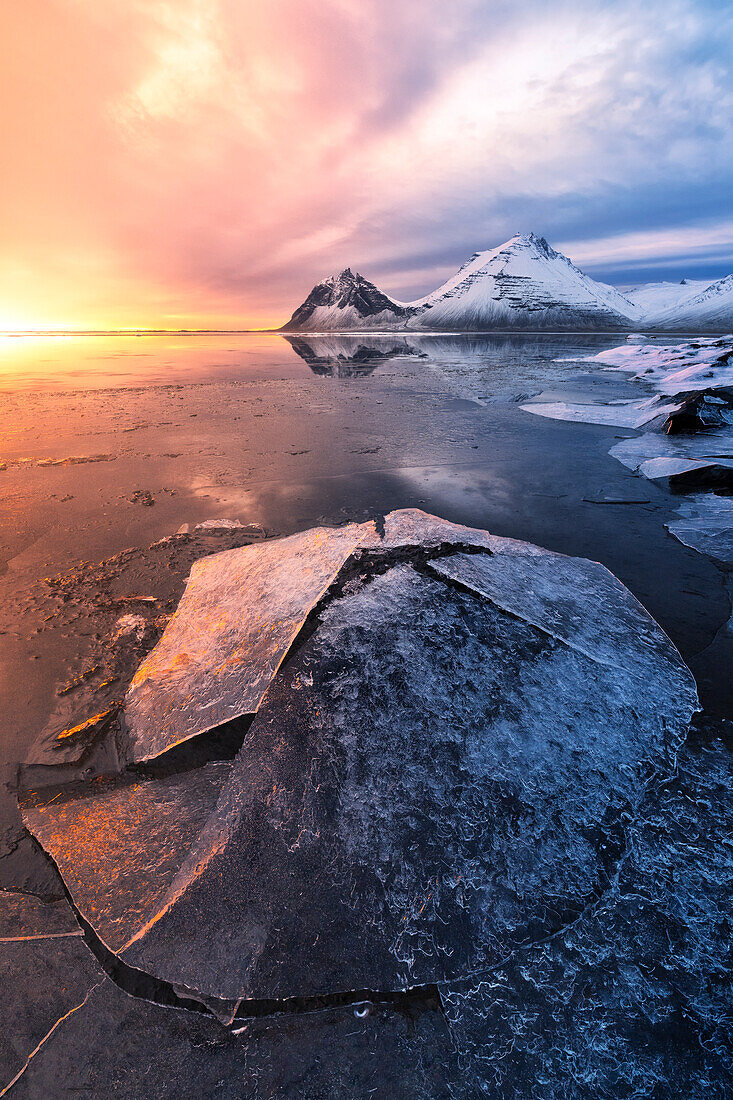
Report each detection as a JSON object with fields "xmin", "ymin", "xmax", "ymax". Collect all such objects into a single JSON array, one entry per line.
[
  {"xmin": 639, "ymin": 456, "xmax": 733, "ymax": 480},
  {"xmin": 429, "ymin": 550, "xmax": 687, "ymax": 678},
  {"xmin": 7, "ymin": 979, "xmax": 461, "ymax": 1100},
  {"xmin": 0, "ymin": 935, "xmax": 102, "ymax": 1089},
  {"xmin": 439, "ymin": 738, "xmax": 733, "ymax": 1099},
  {"xmin": 119, "ymin": 562, "xmax": 696, "ymax": 1003},
  {"xmin": 21, "ymin": 761, "xmax": 232, "ymax": 956},
  {"xmin": 122, "ymin": 520, "xmax": 379, "ymax": 764},
  {"xmin": 121, "ymin": 508, "xmax": 549, "ymax": 768},
  {"xmin": 0, "ymin": 891, "xmax": 78, "ymax": 941},
  {"xmin": 522, "ymin": 396, "xmax": 677, "ymax": 429},
  {"xmin": 666, "ymin": 495, "xmax": 733, "ymax": 564},
  {"xmin": 609, "ymin": 429, "xmax": 733, "ymax": 472},
  {"xmin": 532, "ymin": 340, "xmax": 733, "ymax": 491},
  {"xmin": 379, "ymin": 507, "xmax": 546, "ymax": 556}
]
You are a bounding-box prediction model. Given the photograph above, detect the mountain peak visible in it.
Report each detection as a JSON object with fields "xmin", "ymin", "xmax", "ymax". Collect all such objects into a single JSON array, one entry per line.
[
  {"xmin": 508, "ymin": 232, "xmax": 553, "ymax": 256},
  {"xmin": 282, "ymin": 267, "xmax": 408, "ymax": 331}
]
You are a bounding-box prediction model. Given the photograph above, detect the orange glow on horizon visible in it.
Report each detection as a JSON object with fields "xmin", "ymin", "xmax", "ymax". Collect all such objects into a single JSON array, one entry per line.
[{"xmin": 2, "ymin": 2, "xmax": 731, "ymax": 333}]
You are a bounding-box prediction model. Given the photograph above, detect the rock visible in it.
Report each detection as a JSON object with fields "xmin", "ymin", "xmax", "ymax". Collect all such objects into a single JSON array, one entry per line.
[
  {"xmin": 663, "ymin": 388, "xmax": 733, "ymax": 434},
  {"xmin": 281, "ymin": 268, "xmax": 412, "ymax": 332},
  {"xmin": 21, "ymin": 511, "xmax": 698, "ymax": 1019}
]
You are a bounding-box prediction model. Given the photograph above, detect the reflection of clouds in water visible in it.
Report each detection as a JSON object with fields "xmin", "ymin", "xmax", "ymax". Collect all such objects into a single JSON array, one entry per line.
[
  {"xmin": 186, "ymin": 462, "xmax": 517, "ymax": 540},
  {"xmin": 185, "ymin": 473, "xmax": 362, "ymax": 535},
  {"xmin": 394, "ymin": 463, "xmax": 515, "ymax": 515},
  {"xmin": 186, "ymin": 477, "xmax": 260, "ymax": 518}
]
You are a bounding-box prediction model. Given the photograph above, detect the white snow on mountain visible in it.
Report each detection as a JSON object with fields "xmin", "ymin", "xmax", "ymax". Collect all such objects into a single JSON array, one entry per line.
[
  {"xmin": 650, "ymin": 274, "xmax": 733, "ymax": 330},
  {"xmin": 624, "ymin": 280, "xmax": 710, "ymax": 321},
  {"xmin": 406, "ymin": 234, "xmax": 640, "ymax": 330},
  {"xmin": 282, "ymin": 234, "xmax": 733, "ymax": 333}
]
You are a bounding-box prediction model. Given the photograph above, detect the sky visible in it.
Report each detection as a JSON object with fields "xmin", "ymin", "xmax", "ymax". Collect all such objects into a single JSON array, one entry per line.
[{"xmin": 1, "ymin": 0, "xmax": 732, "ymax": 329}]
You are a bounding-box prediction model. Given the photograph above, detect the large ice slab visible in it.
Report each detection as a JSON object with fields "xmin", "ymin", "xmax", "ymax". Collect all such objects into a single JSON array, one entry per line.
[
  {"xmin": 120, "ymin": 563, "xmax": 694, "ymax": 1002},
  {"xmin": 523, "ymin": 395, "xmax": 677, "ymax": 428},
  {"xmin": 122, "ymin": 521, "xmax": 378, "ymax": 763},
  {"xmin": 609, "ymin": 429, "xmax": 733, "ymax": 472},
  {"xmin": 21, "ymin": 514, "xmax": 698, "ymax": 1015},
  {"xmin": 430, "ymin": 550, "xmax": 684, "ymax": 677},
  {"xmin": 379, "ymin": 507, "xmax": 545, "ymax": 556}
]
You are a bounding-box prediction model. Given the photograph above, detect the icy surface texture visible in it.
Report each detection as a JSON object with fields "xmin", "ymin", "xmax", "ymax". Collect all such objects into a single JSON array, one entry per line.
[
  {"xmin": 22, "ymin": 512, "xmax": 697, "ymax": 1015},
  {"xmin": 8, "ymin": 978, "xmax": 459, "ymax": 1100},
  {"xmin": 22, "ymin": 762, "xmax": 232, "ymax": 954},
  {"xmin": 666, "ymin": 495, "xmax": 733, "ymax": 564},
  {"xmin": 441, "ymin": 737, "xmax": 733, "ymax": 1099},
  {"xmin": 379, "ymin": 507, "xmax": 544, "ymax": 555},
  {"xmin": 430, "ymin": 550, "xmax": 684, "ymax": 676},
  {"xmin": 122, "ymin": 521, "xmax": 378, "ymax": 763}
]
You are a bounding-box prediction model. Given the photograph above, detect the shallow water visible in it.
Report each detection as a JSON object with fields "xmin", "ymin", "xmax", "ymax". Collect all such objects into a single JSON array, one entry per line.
[{"xmin": 1, "ymin": 330, "xmax": 731, "ymax": 1096}]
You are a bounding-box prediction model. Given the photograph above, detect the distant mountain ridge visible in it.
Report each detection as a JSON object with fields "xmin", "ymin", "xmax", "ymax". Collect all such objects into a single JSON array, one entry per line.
[{"xmin": 281, "ymin": 233, "xmax": 733, "ymax": 333}]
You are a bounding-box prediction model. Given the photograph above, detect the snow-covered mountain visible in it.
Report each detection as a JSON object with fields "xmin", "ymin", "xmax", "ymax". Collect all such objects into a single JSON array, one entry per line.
[
  {"xmin": 281, "ymin": 234, "xmax": 733, "ymax": 332},
  {"xmin": 281, "ymin": 268, "xmax": 413, "ymax": 331},
  {"xmin": 407, "ymin": 234, "xmax": 639, "ymax": 330},
  {"xmin": 649, "ymin": 274, "xmax": 733, "ymax": 331},
  {"xmin": 624, "ymin": 279, "xmax": 710, "ymax": 321}
]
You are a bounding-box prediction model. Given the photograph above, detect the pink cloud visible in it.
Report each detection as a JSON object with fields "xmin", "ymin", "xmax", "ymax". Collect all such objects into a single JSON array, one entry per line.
[{"xmin": 0, "ymin": 0, "xmax": 731, "ymax": 327}]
